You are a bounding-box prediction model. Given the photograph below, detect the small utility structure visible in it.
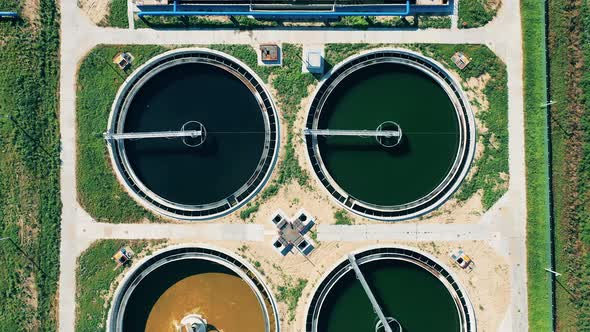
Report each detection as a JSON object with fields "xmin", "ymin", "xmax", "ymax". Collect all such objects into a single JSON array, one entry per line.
[
  {"xmin": 271, "ymin": 209, "xmax": 316, "ymax": 256},
  {"xmin": 260, "ymin": 44, "xmax": 280, "ymax": 62},
  {"xmin": 449, "ymin": 249, "xmax": 474, "ymax": 271},
  {"xmin": 112, "ymin": 246, "xmax": 135, "ymax": 270},
  {"xmin": 113, "ymin": 52, "xmax": 134, "ymax": 70},
  {"xmin": 451, "ymin": 52, "xmax": 470, "ymax": 70}
]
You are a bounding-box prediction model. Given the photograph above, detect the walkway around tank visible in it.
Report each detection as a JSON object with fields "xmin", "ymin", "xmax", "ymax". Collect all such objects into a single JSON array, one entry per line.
[{"xmin": 57, "ymin": 0, "xmax": 527, "ymax": 331}]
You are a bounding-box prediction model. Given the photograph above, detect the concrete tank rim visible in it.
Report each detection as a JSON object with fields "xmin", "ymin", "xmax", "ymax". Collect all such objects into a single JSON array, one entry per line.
[
  {"xmin": 302, "ymin": 244, "xmax": 477, "ymax": 332},
  {"xmin": 105, "ymin": 47, "xmax": 280, "ymax": 221},
  {"xmin": 303, "ymin": 47, "xmax": 477, "ymax": 222},
  {"xmin": 106, "ymin": 243, "xmax": 281, "ymax": 332}
]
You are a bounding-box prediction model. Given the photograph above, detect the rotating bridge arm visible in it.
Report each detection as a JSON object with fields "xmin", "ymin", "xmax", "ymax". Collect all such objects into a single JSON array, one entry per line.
[
  {"xmin": 347, "ymin": 254, "xmax": 394, "ymax": 332},
  {"xmin": 103, "ymin": 130, "xmax": 202, "ymax": 140},
  {"xmin": 303, "ymin": 128, "xmax": 400, "ymax": 138}
]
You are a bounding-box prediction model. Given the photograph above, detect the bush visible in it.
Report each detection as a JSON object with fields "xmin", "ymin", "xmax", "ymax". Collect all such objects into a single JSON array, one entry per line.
[
  {"xmin": 334, "ymin": 209, "xmax": 354, "ymax": 225},
  {"xmin": 458, "ymin": 0, "xmax": 499, "ymax": 29},
  {"xmin": 100, "ymin": 0, "xmax": 129, "ymax": 28}
]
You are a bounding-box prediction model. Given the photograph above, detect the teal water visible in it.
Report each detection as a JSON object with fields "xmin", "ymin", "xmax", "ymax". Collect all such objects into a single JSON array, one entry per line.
[
  {"xmin": 318, "ymin": 63, "xmax": 459, "ymax": 206},
  {"xmin": 317, "ymin": 259, "xmax": 461, "ymax": 332}
]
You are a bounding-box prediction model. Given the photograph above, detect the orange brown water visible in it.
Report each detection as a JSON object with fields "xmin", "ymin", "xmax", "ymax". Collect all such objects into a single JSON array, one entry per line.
[{"xmin": 145, "ymin": 272, "xmax": 266, "ymax": 332}]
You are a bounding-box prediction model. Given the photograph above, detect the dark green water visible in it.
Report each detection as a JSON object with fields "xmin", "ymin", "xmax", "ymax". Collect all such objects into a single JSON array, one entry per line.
[
  {"xmin": 124, "ymin": 63, "xmax": 265, "ymax": 205},
  {"xmin": 318, "ymin": 259, "xmax": 460, "ymax": 332},
  {"xmin": 318, "ymin": 63, "xmax": 459, "ymax": 206}
]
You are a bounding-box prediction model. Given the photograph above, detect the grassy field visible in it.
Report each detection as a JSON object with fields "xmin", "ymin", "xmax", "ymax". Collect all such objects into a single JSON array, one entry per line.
[
  {"xmin": 521, "ymin": 0, "xmax": 552, "ymax": 330},
  {"xmin": 0, "ymin": 0, "xmax": 61, "ymax": 330},
  {"xmin": 75, "ymin": 240, "xmax": 162, "ymax": 332},
  {"xmin": 99, "ymin": 0, "xmax": 129, "ymax": 28},
  {"xmin": 458, "ymin": 0, "xmax": 500, "ymax": 28},
  {"xmin": 325, "ymin": 44, "xmax": 509, "ymax": 210},
  {"xmin": 547, "ymin": 0, "xmax": 590, "ymax": 330},
  {"xmin": 77, "ymin": 45, "xmax": 166, "ymax": 223}
]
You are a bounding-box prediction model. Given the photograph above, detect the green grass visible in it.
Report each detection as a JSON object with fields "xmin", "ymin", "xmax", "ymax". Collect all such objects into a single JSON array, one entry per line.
[
  {"xmin": 239, "ymin": 202, "xmax": 260, "ymax": 220},
  {"xmin": 548, "ymin": 0, "xmax": 590, "ymax": 330},
  {"xmin": 548, "ymin": 0, "xmax": 576, "ymax": 329},
  {"xmin": 325, "ymin": 43, "xmax": 509, "ymax": 210},
  {"xmin": 417, "ymin": 16, "xmax": 452, "ymax": 29},
  {"xmin": 334, "ymin": 209, "xmax": 354, "ymax": 225},
  {"xmin": 75, "ymin": 240, "xmax": 161, "ymax": 332},
  {"xmin": 99, "ymin": 0, "xmax": 129, "ymax": 28},
  {"xmin": 263, "ymin": 44, "xmax": 315, "ymax": 189},
  {"xmin": 332, "ymin": 15, "xmax": 451, "ymax": 29},
  {"xmin": 276, "ymin": 278, "xmax": 308, "ymax": 321},
  {"xmin": 0, "ymin": 0, "xmax": 18, "ymax": 11},
  {"xmin": 458, "ymin": 0, "xmax": 499, "ymax": 28},
  {"xmin": 76, "ymin": 45, "xmax": 166, "ymax": 223},
  {"xmin": 135, "ymin": 14, "xmax": 449, "ymax": 30},
  {"xmin": 420, "ymin": 45, "xmax": 509, "ymax": 209},
  {"xmin": 521, "ymin": 0, "xmax": 552, "ymax": 330},
  {"xmin": 0, "ymin": 0, "xmax": 60, "ymax": 330},
  {"xmin": 135, "ymin": 15, "xmax": 278, "ymax": 29}
]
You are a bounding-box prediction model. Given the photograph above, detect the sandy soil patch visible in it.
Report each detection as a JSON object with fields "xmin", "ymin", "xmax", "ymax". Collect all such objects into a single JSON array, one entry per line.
[
  {"xmin": 79, "ymin": 0, "xmax": 110, "ymax": 25},
  {"xmin": 22, "ymin": 0, "xmax": 40, "ymax": 23},
  {"xmin": 488, "ymin": 0, "xmax": 502, "ymax": 11},
  {"xmin": 25, "ymin": 273, "xmax": 39, "ymax": 331}
]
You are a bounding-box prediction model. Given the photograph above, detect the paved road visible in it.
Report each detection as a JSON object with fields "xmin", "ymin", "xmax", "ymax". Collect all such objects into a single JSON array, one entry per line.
[{"xmin": 57, "ymin": 0, "xmax": 527, "ymax": 331}]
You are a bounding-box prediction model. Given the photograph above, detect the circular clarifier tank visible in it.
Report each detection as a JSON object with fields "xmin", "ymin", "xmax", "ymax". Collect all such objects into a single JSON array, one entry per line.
[
  {"xmin": 107, "ymin": 49, "xmax": 279, "ymax": 220},
  {"xmin": 108, "ymin": 246, "xmax": 279, "ymax": 332},
  {"xmin": 305, "ymin": 247, "xmax": 476, "ymax": 332},
  {"xmin": 305, "ymin": 49, "xmax": 475, "ymax": 221}
]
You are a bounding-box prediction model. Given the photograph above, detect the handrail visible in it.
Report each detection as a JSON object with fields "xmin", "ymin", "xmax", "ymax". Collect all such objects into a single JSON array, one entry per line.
[
  {"xmin": 104, "ymin": 130, "xmax": 201, "ymax": 140},
  {"xmin": 137, "ymin": 0, "xmax": 410, "ymax": 17}
]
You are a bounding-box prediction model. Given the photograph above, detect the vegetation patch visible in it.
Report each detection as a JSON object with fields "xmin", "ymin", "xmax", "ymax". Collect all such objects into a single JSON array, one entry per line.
[
  {"xmin": 334, "ymin": 209, "xmax": 354, "ymax": 225},
  {"xmin": 276, "ymin": 278, "xmax": 308, "ymax": 321},
  {"xmin": 458, "ymin": 0, "xmax": 501, "ymax": 28},
  {"xmin": 75, "ymin": 240, "xmax": 162, "ymax": 332},
  {"xmin": 0, "ymin": 0, "xmax": 61, "ymax": 330},
  {"xmin": 521, "ymin": 0, "xmax": 552, "ymax": 330},
  {"xmin": 548, "ymin": 0, "xmax": 590, "ymax": 330},
  {"xmin": 239, "ymin": 202, "xmax": 260, "ymax": 221},
  {"xmin": 77, "ymin": 45, "xmax": 166, "ymax": 223},
  {"xmin": 135, "ymin": 14, "xmax": 450, "ymax": 30},
  {"xmin": 135, "ymin": 15, "xmax": 279, "ymax": 29},
  {"xmin": 325, "ymin": 43, "xmax": 509, "ymax": 210},
  {"xmin": 99, "ymin": 0, "xmax": 129, "ymax": 28},
  {"xmin": 331, "ymin": 15, "xmax": 451, "ymax": 29},
  {"xmin": 0, "ymin": 0, "xmax": 18, "ymax": 11}
]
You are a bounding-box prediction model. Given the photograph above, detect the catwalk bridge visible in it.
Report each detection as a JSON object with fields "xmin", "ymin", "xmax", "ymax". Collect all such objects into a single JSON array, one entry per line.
[{"xmin": 347, "ymin": 254, "xmax": 396, "ymax": 332}]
